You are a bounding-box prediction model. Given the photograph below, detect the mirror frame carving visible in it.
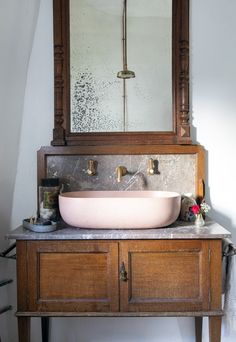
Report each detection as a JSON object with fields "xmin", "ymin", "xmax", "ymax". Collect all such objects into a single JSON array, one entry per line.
[{"xmin": 52, "ymin": 0, "xmax": 191, "ymax": 147}]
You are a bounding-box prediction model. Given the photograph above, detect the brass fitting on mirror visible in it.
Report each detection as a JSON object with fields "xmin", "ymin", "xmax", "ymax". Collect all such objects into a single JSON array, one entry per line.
[
  {"xmin": 147, "ymin": 158, "xmax": 155, "ymax": 175},
  {"xmin": 87, "ymin": 159, "xmax": 97, "ymax": 176},
  {"xmin": 115, "ymin": 166, "xmax": 127, "ymax": 183}
]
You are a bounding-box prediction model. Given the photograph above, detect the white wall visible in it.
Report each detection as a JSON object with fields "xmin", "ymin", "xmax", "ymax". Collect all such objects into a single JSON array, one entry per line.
[
  {"xmin": 0, "ymin": 0, "xmax": 40, "ymax": 340},
  {"xmin": 191, "ymin": 0, "xmax": 236, "ymax": 244},
  {"xmin": 191, "ymin": 1, "xmax": 236, "ymax": 339},
  {"xmin": 0, "ymin": 0, "xmax": 236, "ymax": 341}
]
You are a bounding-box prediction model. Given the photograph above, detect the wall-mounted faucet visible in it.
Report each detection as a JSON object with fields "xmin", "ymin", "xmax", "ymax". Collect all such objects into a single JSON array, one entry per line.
[
  {"xmin": 115, "ymin": 166, "xmax": 127, "ymax": 182},
  {"xmin": 87, "ymin": 159, "xmax": 97, "ymax": 176},
  {"xmin": 147, "ymin": 158, "xmax": 155, "ymax": 175}
]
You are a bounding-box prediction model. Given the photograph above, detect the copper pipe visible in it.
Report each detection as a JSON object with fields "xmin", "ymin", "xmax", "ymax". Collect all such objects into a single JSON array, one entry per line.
[
  {"xmin": 123, "ymin": 0, "xmax": 127, "ymax": 70},
  {"xmin": 117, "ymin": 0, "xmax": 135, "ymax": 79}
]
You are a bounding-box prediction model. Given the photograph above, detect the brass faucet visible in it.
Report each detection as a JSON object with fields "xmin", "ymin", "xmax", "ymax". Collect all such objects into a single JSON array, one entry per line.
[
  {"xmin": 115, "ymin": 166, "xmax": 127, "ymax": 182},
  {"xmin": 87, "ymin": 159, "xmax": 97, "ymax": 176},
  {"xmin": 147, "ymin": 158, "xmax": 155, "ymax": 175}
]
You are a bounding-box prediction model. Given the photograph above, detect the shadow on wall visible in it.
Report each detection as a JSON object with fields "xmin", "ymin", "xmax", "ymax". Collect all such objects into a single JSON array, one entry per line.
[
  {"xmin": 189, "ymin": 143, "xmax": 236, "ymax": 242},
  {"xmin": 210, "ymin": 209, "xmax": 235, "ymax": 242},
  {"xmin": 0, "ymin": 192, "xmax": 14, "ymax": 250},
  {"xmin": 0, "ymin": 0, "xmax": 41, "ymax": 340},
  {"xmin": 203, "ymin": 149, "xmax": 236, "ymax": 241},
  {"xmin": 51, "ymin": 316, "xmax": 196, "ymax": 342},
  {"xmin": 0, "ymin": 225, "xmax": 17, "ymax": 342},
  {"xmin": 0, "ymin": 176, "xmax": 18, "ymax": 340}
]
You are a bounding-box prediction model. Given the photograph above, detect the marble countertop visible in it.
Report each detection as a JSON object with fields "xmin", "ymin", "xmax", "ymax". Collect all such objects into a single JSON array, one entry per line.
[{"xmin": 6, "ymin": 219, "xmax": 231, "ymax": 240}]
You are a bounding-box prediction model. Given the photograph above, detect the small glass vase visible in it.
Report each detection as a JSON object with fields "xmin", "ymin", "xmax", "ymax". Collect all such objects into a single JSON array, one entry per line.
[{"xmin": 195, "ymin": 213, "xmax": 205, "ymax": 227}]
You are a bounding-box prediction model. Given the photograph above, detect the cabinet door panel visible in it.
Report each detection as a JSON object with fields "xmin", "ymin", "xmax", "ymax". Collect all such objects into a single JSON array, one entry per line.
[
  {"xmin": 27, "ymin": 241, "xmax": 119, "ymax": 312},
  {"xmin": 120, "ymin": 240, "xmax": 210, "ymax": 312}
]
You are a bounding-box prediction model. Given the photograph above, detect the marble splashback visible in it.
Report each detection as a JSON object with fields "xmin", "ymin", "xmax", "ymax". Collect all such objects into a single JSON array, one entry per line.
[{"xmin": 46, "ymin": 154, "xmax": 196, "ymax": 195}]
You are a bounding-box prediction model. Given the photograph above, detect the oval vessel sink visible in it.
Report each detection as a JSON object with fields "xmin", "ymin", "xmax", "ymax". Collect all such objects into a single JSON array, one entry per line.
[{"xmin": 59, "ymin": 191, "xmax": 181, "ymax": 229}]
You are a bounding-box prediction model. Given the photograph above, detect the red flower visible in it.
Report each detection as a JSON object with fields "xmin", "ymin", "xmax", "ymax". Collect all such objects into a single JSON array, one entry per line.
[{"xmin": 191, "ymin": 205, "xmax": 200, "ymax": 215}]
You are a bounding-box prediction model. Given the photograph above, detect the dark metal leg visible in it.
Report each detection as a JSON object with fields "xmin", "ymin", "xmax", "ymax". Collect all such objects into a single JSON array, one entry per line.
[
  {"xmin": 195, "ymin": 317, "xmax": 203, "ymax": 342},
  {"xmin": 41, "ymin": 317, "xmax": 50, "ymax": 342}
]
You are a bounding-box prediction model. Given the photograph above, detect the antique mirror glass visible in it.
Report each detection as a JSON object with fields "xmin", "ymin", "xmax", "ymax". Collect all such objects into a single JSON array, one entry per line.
[
  {"xmin": 70, "ymin": 0, "xmax": 172, "ymax": 132},
  {"xmin": 52, "ymin": 0, "xmax": 190, "ymax": 146}
]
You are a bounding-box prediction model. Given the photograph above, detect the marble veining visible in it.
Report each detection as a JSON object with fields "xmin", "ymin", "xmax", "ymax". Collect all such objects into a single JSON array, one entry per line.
[
  {"xmin": 7, "ymin": 220, "xmax": 231, "ymax": 241},
  {"xmin": 46, "ymin": 154, "xmax": 196, "ymax": 195}
]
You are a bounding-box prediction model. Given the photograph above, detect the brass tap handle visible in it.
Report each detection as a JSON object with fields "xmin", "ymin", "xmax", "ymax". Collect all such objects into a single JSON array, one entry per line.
[
  {"xmin": 115, "ymin": 166, "xmax": 127, "ymax": 182},
  {"xmin": 120, "ymin": 262, "xmax": 128, "ymax": 282},
  {"xmin": 147, "ymin": 158, "xmax": 155, "ymax": 175},
  {"xmin": 87, "ymin": 159, "xmax": 97, "ymax": 176}
]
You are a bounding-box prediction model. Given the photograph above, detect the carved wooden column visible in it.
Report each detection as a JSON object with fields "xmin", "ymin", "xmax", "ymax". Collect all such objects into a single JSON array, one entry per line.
[
  {"xmin": 52, "ymin": 0, "xmax": 67, "ymax": 146},
  {"xmin": 177, "ymin": 0, "xmax": 191, "ymax": 143}
]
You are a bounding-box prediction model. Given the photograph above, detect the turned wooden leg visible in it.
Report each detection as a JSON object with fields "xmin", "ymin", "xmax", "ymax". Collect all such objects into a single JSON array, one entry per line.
[
  {"xmin": 18, "ymin": 317, "xmax": 31, "ymax": 342},
  {"xmin": 41, "ymin": 317, "xmax": 50, "ymax": 342},
  {"xmin": 195, "ymin": 317, "xmax": 203, "ymax": 342},
  {"xmin": 209, "ymin": 316, "xmax": 222, "ymax": 342}
]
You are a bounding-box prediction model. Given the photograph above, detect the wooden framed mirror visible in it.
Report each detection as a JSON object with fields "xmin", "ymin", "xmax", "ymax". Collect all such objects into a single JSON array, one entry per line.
[{"xmin": 52, "ymin": 0, "xmax": 191, "ymax": 147}]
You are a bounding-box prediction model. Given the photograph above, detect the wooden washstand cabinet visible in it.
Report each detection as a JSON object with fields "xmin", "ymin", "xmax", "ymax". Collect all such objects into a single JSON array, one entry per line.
[{"xmin": 8, "ymin": 222, "xmax": 230, "ymax": 342}]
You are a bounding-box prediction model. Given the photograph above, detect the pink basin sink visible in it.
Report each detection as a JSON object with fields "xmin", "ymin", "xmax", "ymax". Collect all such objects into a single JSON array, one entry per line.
[{"xmin": 59, "ymin": 191, "xmax": 181, "ymax": 229}]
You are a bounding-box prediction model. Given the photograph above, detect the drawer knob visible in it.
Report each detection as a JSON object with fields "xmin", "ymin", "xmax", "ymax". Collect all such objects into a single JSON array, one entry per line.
[{"xmin": 120, "ymin": 262, "xmax": 128, "ymax": 281}]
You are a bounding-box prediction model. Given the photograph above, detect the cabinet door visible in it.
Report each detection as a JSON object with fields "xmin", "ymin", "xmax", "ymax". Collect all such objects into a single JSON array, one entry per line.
[
  {"xmin": 27, "ymin": 241, "xmax": 119, "ymax": 312},
  {"xmin": 119, "ymin": 240, "xmax": 211, "ymax": 312}
]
